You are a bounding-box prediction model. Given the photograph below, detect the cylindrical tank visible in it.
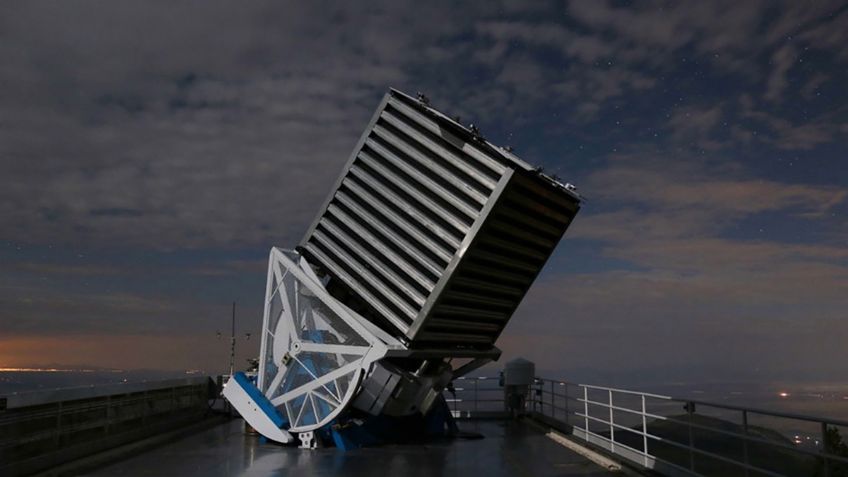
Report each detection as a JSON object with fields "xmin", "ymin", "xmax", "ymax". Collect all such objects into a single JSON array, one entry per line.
[
  {"xmin": 504, "ymin": 357, "xmax": 535, "ymax": 386},
  {"xmin": 503, "ymin": 358, "xmax": 535, "ymax": 417}
]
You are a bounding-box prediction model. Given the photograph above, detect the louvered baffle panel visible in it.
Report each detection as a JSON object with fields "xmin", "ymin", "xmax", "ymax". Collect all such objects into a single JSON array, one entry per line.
[{"xmin": 300, "ymin": 88, "xmax": 581, "ymax": 348}]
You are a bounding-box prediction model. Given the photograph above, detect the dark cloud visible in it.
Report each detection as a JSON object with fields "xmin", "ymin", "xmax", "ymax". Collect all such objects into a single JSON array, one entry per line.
[
  {"xmin": 1, "ymin": 1, "xmax": 847, "ymax": 379},
  {"xmin": 0, "ymin": 1, "xmax": 471, "ymax": 249}
]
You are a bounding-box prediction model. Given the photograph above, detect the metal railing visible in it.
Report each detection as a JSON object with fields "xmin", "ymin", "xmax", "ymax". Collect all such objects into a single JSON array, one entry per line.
[
  {"xmin": 446, "ymin": 376, "xmax": 848, "ymax": 477},
  {"xmin": 446, "ymin": 376, "xmax": 509, "ymax": 419},
  {"xmin": 0, "ymin": 377, "xmax": 216, "ymax": 476}
]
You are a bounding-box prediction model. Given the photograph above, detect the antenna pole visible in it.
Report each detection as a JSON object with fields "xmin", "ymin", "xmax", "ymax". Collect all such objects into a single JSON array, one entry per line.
[{"xmin": 229, "ymin": 301, "xmax": 236, "ymax": 378}]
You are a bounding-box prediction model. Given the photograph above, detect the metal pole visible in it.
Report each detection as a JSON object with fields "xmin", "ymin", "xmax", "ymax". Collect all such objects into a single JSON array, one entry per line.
[
  {"xmin": 452, "ymin": 382, "xmax": 457, "ymax": 416},
  {"xmin": 564, "ymin": 383, "xmax": 569, "ymax": 427},
  {"xmin": 229, "ymin": 301, "xmax": 236, "ymax": 378},
  {"xmin": 642, "ymin": 394, "xmax": 649, "ymax": 467},
  {"xmin": 687, "ymin": 401, "xmax": 695, "ymax": 472},
  {"xmin": 583, "ymin": 386, "xmax": 589, "ymax": 442},
  {"xmin": 742, "ymin": 410, "xmax": 750, "ymax": 477},
  {"xmin": 474, "ymin": 379, "xmax": 478, "ymax": 414},
  {"xmin": 535, "ymin": 379, "xmax": 540, "ymax": 413},
  {"xmin": 142, "ymin": 390, "xmax": 149, "ymax": 425},
  {"xmin": 822, "ymin": 421, "xmax": 831, "ymax": 477},
  {"xmin": 105, "ymin": 395, "xmax": 112, "ymax": 435},
  {"xmin": 55, "ymin": 402, "xmax": 63, "ymax": 446},
  {"xmin": 551, "ymin": 380, "xmax": 555, "ymax": 419},
  {"xmin": 609, "ymin": 390, "xmax": 615, "ymax": 453}
]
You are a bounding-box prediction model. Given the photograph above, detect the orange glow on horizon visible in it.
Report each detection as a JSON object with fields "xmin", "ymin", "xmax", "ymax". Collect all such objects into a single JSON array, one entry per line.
[
  {"xmin": 0, "ymin": 367, "xmax": 110, "ymax": 372},
  {"xmin": 0, "ymin": 334, "xmax": 255, "ymax": 372}
]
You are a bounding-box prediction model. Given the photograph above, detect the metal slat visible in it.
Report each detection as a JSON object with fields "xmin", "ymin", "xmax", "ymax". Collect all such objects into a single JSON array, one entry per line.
[
  {"xmin": 505, "ymin": 193, "xmax": 573, "ymax": 225},
  {"xmin": 376, "ymin": 111, "xmax": 498, "ymax": 192},
  {"xmin": 486, "ymin": 219, "xmax": 558, "ymax": 249},
  {"xmin": 468, "ymin": 249, "xmax": 541, "ymax": 274},
  {"xmin": 357, "ymin": 151, "xmax": 472, "ymax": 235},
  {"xmin": 317, "ymin": 220, "xmax": 428, "ymax": 309},
  {"xmin": 449, "ymin": 277, "xmax": 524, "ymax": 298},
  {"xmin": 460, "ymin": 263, "xmax": 531, "ymax": 287},
  {"xmin": 299, "ymin": 93, "xmax": 390, "ymax": 248},
  {"xmin": 476, "ymin": 235, "xmax": 548, "ymax": 262},
  {"xmin": 414, "ymin": 331, "xmax": 493, "ymax": 344},
  {"xmin": 364, "ymin": 137, "xmax": 481, "ymax": 220},
  {"xmin": 308, "ymin": 232, "xmax": 417, "ymax": 323},
  {"xmin": 299, "ymin": 89, "xmax": 582, "ymax": 346},
  {"xmin": 510, "ymin": 173, "xmax": 580, "ymax": 212},
  {"xmin": 347, "ymin": 166, "xmax": 462, "ymax": 250},
  {"xmin": 430, "ymin": 305, "xmax": 509, "ymax": 322},
  {"xmin": 323, "ymin": 204, "xmax": 434, "ymax": 296},
  {"xmin": 335, "ymin": 187, "xmax": 448, "ymax": 274},
  {"xmin": 440, "ymin": 290, "xmax": 515, "ymax": 310},
  {"xmin": 311, "ymin": 227, "xmax": 419, "ymax": 317},
  {"xmin": 370, "ymin": 123, "xmax": 490, "ymax": 206},
  {"xmin": 491, "ymin": 206, "xmax": 563, "ymax": 238},
  {"xmin": 425, "ymin": 319, "xmax": 502, "ymax": 333},
  {"xmin": 385, "ymin": 97, "xmax": 508, "ymax": 177},
  {"xmin": 303, "ymin": 242, "xmax": 410, "ymax": 333}
]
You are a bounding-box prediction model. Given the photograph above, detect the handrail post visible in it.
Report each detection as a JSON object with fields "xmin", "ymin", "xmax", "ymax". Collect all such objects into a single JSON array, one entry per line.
[
  {"xmin": 532, "ymin": 381, "xmax": 536, "ymax": 413},
  {"xmin": 528, "ymin": 379, "xmax": 533, "ymax": 413},
  {"xmin": 142, "ymin": 390, "xmax": 149, "ymax": 426},
  {"xmin": 55, "ymin": 401, "xmax": 63, "ymax": 446},
  {"xmin": 609, "ymin": 389, "xmax": 615, "ymax": 453},
  {"xmin": 530, "ymin": 380, "xmax": 535, "ymax": 413},
  {"xmin": 474, "ymin": 378, "xmax": 478, "ymax": 414},
  {"xmin": 551, "ymin": 380, "xmax": 555, "ymax": 419},
  {"xmin": 687, "ymin": 401, "xmax": 695, "ymax": 472},
  {"xmin": 642, "ymin": 394, "xmax": 648, "ymax": 467},
  {"xmin": 822, "ymin": 421, "xmax": 831, "ymax": 477},
  {"xmin": 583, "ymin": 385, "xmax": 589, "ymax": 442},
  {"xmin": 105, "ymin": 395, "xmax": 112, "ymax": 435},
  {"xmin": 742, "ymin": 410, "xmax": 750, "ymax": 477},
  {"xmin": 525, "ymin": 377, "xmax": 848, "ymax": 477},
  {"xmin": 452, "ymin": 381, "xmax": 457, "ymax": 416}
]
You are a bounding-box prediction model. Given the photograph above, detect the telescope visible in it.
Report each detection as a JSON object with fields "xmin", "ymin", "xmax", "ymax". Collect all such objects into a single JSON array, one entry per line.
[{"xmin": 223, "ymin": 89, "xmax": 581, "ymax": 449}]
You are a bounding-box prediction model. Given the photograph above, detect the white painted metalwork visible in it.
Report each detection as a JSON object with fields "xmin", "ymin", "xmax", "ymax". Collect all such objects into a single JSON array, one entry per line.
[
  {"xmin": 298, "ymin": 431, "xmax": 317, "ymax": 449},
  {"xmin": 221, "ymin": 376, "xmax": 293, "ymax": 444},
  {"xmin": 254, "ymin": 248, "xmax": 392, "ymax": 434},
  {"xmin": 222, "ymin": 88, "xmax": 584, "ymax": 446},
  {"xmin": 446, "ymin": 376, "xmax": 848, "ymax": 477}
]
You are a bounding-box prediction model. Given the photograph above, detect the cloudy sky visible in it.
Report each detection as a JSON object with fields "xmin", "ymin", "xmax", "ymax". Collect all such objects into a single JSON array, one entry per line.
[{"xmin": 1, "ymin": 1, "xmax": 846, "ymax": 384}]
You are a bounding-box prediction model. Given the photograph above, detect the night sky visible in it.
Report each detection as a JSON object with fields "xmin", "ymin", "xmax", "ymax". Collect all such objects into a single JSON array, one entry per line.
[{"xmin": 1, "ymin": 1, "xmax": 846, "ymax": 384}]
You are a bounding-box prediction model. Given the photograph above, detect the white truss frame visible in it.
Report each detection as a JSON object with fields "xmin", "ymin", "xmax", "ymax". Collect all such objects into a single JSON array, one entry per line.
[{"xmin": 256, "ymin": 248, "xmax": 391, "ymax": 433}]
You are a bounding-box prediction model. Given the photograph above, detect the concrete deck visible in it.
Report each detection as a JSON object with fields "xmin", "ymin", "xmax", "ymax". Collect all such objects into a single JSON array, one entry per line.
[{"xmin": 82, "ymin": 419, "xmax": 618, "ymax": 476}]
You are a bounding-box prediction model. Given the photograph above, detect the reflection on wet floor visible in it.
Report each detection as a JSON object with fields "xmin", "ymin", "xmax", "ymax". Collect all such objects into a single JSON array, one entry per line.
[{"xmin": 83, "ymin": 419, "xmax": 618, "ymax": 476}]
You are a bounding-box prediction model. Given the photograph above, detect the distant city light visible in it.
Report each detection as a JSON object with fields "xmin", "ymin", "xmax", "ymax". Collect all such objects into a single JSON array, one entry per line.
[
  {"xmin": 0, "ymin": 367, "xmax": 88, "ymax": 372},
  {"xmin": 0, "ymin": 367, "xmax": 124, "ymax": 373},
  {"xmin": 778, "ymin": 392, "xmax": 790, "ymax": 398}
]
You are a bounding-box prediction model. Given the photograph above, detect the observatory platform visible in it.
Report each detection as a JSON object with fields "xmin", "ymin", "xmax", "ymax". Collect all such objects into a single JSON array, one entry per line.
[
  {"xmin": 80, "ymin": 419, "xmax": 618, "ymax": 477},
  {"xmin": 223, "ymin": 88, "xmax": 582, "ymax": 447}
]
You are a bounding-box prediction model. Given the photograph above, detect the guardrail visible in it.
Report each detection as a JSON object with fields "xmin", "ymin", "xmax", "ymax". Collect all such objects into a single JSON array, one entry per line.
[
  {"xmin": 0, "ymin": 376, "xmax": 217, "ymax": 476},
  {"xmin": 445, "ymin": 376, "xmax": 508, "ymax": 419},
  {"xmin": 446, "ymin": 376, "xmax": 848, "ymax": 477}
]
